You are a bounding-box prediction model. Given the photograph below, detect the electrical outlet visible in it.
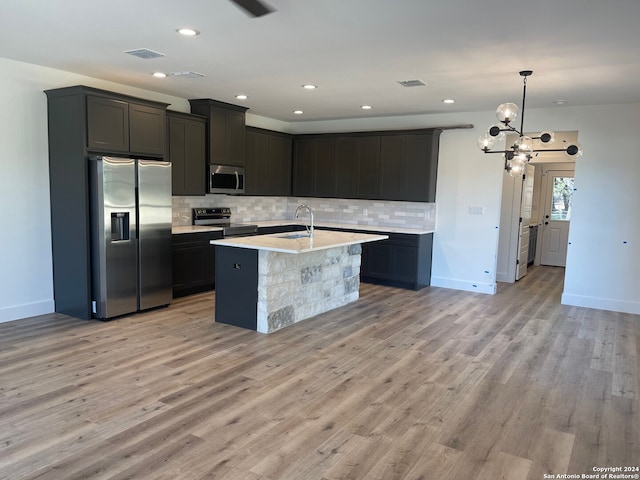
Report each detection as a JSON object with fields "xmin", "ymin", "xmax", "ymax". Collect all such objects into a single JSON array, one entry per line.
[
  {"xmin": 363, "ymin": 208, "xmax": 368, "ymax": 215},
  {"xmin": 469, "ymin": 205, "xmax": 484, "ymax": 215}
]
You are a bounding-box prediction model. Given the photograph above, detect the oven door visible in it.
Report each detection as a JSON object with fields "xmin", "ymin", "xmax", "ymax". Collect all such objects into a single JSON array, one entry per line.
[{"xmin": 209, "ymin": 165, "xmax": 245, "ymax": 194}]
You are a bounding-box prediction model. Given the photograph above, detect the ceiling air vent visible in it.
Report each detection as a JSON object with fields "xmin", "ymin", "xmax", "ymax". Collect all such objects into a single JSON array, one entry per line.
[
  {"xmin": 397, "ymin": 79, "xmax": 427, "ymax": 87},
  {"xmin": 170, "ymin": 71, "xmax": 206, "ymax": 79},
  {"xmin": 124, "ymin": 48, "xmax": 166, "ymax": 59}
]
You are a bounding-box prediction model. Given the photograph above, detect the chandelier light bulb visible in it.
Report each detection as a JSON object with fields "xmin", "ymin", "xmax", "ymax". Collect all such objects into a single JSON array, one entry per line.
[
  {"xmin": 496, "ymin": 103, "xmax": 519, "ymax": 124},
  {"xmin": 515, "ymin": 135, "xmax": 534, "ymax": 153},
  {"xmin": 508, "ymin": 157, "xmax": 526, "ymax": 177},
  {"xmin": 477, "ymin": 133, "xmax": 495, "ymax": 151}
]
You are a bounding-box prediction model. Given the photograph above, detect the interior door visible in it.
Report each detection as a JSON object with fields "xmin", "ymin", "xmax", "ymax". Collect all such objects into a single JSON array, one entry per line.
[
  {"xmin": 516, "ymin": 164, "xmax": 535, "ymax": 279},
  {"xmin": 540, "ymin": 170, "xmax": 574, "ymax": 266}
]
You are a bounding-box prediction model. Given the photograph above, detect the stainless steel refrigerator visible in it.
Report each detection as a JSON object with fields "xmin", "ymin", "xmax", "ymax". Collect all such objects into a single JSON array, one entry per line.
[{"xmin": 89, "ymin": 156, "xmax": 172, "ymax": 320}]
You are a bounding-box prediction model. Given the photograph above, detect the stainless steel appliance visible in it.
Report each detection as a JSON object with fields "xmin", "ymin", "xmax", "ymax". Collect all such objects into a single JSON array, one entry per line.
[
  {"xmin": 89, "ymin": 156, "xmax": 173, "ymax": 320},
  {"xmin": 209, "ymin": 164, "xmax": 245, "ymax": 194},
  {"xmin": 192, "ymin": 207, "xmax": 258, "ymax": 237}
]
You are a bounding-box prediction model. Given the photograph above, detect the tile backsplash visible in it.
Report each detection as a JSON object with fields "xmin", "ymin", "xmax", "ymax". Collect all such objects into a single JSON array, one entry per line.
[{"xmin": 172, "ymin": 195, "xmax": 436, "ymax": 230}]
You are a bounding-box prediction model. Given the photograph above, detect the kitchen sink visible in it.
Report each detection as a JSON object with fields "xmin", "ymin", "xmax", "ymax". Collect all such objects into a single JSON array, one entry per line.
[{"xmin": 276, "ymin": 233, "xmax": 310, "ymax": 240}]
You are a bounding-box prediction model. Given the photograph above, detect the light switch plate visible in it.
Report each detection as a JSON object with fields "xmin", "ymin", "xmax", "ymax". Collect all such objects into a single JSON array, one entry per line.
[{"xmin": 468, "ymin": 205, "xmax": 484, "ymax": 215}]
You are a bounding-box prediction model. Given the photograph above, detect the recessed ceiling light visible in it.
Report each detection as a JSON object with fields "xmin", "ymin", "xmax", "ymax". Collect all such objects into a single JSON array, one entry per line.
[
  {"xmin": 177, "ymin": 28, "xmax": 200, "ymax": 36},
  {"xmin": 235, "ymin": 94, "xmax": 248, "ymax": 100},
  {"xmin": 554, "ymin": 99, "xmax": 567, "ymax": 105},
  {"xmin": 152, "ymin": 72, "xmax": 167, "ymax": 78},
  {"xmin": 361, "ymin": 105, "xmax": 372, "ymax": 110},
  {"xmin": 293, "ymin": 110, "xmax": 304, "ymax": 115},
  {"xmin": 442, "ymin": 99, "xmax": 455, "ymax": 104},
  {"xmin": 302, "ymin": 84, "xmax": 317, "ymax": 90}
]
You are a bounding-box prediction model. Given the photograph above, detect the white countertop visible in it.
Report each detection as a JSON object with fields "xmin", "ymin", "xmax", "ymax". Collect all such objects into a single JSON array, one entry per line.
[
  {"xmin": 210, "ymin": 230, "xmax": 388, "ymax": 254},
  {"xmin": 172, "ymin": 225, "xmax": 224, "ymax": 234}
]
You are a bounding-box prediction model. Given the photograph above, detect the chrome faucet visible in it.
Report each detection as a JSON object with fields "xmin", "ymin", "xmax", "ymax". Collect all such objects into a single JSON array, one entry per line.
[{"xmin": 295, "ymin": 204, "xmax": 314, "ymax": 237}]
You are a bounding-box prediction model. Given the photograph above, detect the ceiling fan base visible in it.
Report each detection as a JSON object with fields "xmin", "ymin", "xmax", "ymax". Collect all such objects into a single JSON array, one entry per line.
[{"xmin": 230, "ymin": 0, "xmax": 275, "ymax": 17}]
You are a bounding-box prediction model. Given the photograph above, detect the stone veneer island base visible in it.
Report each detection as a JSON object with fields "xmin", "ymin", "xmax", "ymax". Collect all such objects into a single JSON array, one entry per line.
[{"xmin": 211, "ymin": 231, "xmax": 387, "ymax": 333}]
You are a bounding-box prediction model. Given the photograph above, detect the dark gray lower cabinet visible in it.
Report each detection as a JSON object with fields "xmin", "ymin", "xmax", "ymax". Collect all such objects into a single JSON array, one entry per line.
[
  {"xmin": 361, "ymin": 233, "xmax": 433, "ymax": 290},
  {"xmin": 317, "ymin": 227, "xmax": 433, "ymax": 290},
  {"xmin": 214, "ymin": 246, "xmax": 258, "ymax": 330},
  {"xmin": 172, "ymin": 231, "xmax": 223, "ymax": 297}
]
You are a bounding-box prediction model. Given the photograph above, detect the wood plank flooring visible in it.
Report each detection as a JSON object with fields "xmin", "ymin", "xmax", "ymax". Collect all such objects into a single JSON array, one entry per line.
[{"xmin": 0, "ymin": 266, "xmax": 638, "ymax": 479}]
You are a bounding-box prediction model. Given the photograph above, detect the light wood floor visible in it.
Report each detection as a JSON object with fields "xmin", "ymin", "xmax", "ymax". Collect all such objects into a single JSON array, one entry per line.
[{"xmin": 0, "ymin": 266, "xmax": 638, "ymax": 479}]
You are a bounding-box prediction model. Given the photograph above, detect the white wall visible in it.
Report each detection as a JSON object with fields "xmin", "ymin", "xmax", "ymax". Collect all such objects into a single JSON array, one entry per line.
[
  {"xmin": 560, "ymin": 104, "xmax": 640, "ymax": 314},
  {"xmin": 1, "ymin": 57, "xmax": 638, "ymax": 322}
]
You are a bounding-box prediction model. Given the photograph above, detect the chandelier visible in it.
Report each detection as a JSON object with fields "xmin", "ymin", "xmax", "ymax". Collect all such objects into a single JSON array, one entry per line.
[{"xmin": 477, "ymin": 70, "xmax": 583, "ymax": 176}]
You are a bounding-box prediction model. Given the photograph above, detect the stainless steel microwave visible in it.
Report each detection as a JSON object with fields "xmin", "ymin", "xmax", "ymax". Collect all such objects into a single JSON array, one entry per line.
[{"xmin": 209, "ymin": 164, "xmax": 245, "ymax": 194}]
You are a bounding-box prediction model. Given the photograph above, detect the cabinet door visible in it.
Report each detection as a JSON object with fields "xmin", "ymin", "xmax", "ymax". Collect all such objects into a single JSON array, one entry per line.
[
  {"xmin": 313, "ymin": 137, "xmax": 335, "ymax": 197},
  {"xmin": 293, "ymin": 137, "xmax": 335, "ymax": 197},
  {"xmin": 129, "ymin": 103, "xmax": 166, "ymax": 156},
  {"xmin": 168, "ymin": 115, "xmax": 206, "ymax": 196},
  {"xmin": 379, "ymin": 132, "xmax": 439, "ymax": 202},
  {"xmin": 208, "ymin": 107, "xmax": 245, "ymax": 166},
  {"xmin": 292, "ymin": 138, "xmax": 317, "ymax": 196},
  {"xmin": 391, "ymin": 245, "xmax": 420, "ymax": 283},
  {"xmin": 208, "ymin": 107, "xmax": 227, "ymax": 165},
  {"xmin": 172, "ymin": 233, "xmax": 220, "ymax": 297},
  {"xmin": 403, "ymin": 134, "xmax": 431, "ymax": 201},
  {"xmin": 379, "ymin": 135, "xmax": 406, "ymax": 199},
  {"xmin": 226, "ymin": 109, "xmax": 246, "ymax": 166},
  {"xmin": 355, "ymin": 136, "xmax": 381, "ymax": 198},
  {"xmin": 334, "ymin": 137, "xmax": 357, "ymax": 197},
  {"xmin": 215, "ymin": 246, "xmax": 258, "ymax": 330},
  {"xmin": 244, "ymin": 129, "xmax": 270, "ymax": 195},
  {"xmin": 184, "ymin": 118, "xmax": 206, "ymax": 195},
  {"xmin": 87, "ymin": 96, "xmax": 129, "ymax": 152},
  {"xmin": 335, "ymin": 136, "xmax": 380, "ymax": 198},
  {"xmin": 268, "ymin": 134, "xmax": 292, "ymax": 195}
]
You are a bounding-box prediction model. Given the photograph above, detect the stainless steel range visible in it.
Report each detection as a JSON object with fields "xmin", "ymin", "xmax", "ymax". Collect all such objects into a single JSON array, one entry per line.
[{"xmin": 192, "ymin": 208, "xmax": 258, "ymax": 237}]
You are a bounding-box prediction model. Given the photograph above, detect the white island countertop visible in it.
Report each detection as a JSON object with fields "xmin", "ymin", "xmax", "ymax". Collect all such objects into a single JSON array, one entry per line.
[{"xmin": 210, "ymin": 230, "xmax": 388, "ymax": 254}]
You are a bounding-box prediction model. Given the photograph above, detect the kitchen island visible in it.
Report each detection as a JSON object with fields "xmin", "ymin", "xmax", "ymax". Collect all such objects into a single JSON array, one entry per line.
[{"xmin": 210, "ymin": 230, "xmax": 387, "ymax": 333}]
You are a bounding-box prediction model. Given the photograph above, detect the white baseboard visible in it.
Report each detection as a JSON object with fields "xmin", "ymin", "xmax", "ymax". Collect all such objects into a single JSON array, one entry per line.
[
  {"xmin": 0, "ymin": 300, "xmax": 55, "ymax": 323},
  {"xmin": 561, "ymin": 293, "xmax": 640, "ymax": 315},
  {"xmin": 430, "ymin": 276, "xmax": 496, "ymax": 295}
]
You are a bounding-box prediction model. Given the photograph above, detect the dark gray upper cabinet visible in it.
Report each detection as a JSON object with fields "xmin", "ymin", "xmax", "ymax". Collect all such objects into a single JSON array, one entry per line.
[
  {"xmin": 292, "ymin": 136, "xmax": 336, "ymax": 197},
  {"xmin": 245, "ymin": 127, "xmax": 292, "ymax": 196},
  {"xmin": 335, "ymin": 135, "xmax": 381, "ymax": 199},
  {"xmin": 87, "ymin": 96, "xmax": 129, "ymax": 153},
  {"xmin": 293, "ymin": 129, "xmax": 440, "ymax": 202},
  {"xmin": 129, "ymin": 103, "xmax": 166, "ymax": 156},
  {"xmin": 379, "ymin": 131, "xmax": 441, "ymax": 202},
  {"xmin": 189, "ymin": 99, "xmax": 248, "ymax": 167},
  {"xmin": 167, "ymin": 111, "xmax": 207, "ymax": 196},
  {"xmin": 86, "ymin": 94, "xmax": 166, "ymax": 157}
]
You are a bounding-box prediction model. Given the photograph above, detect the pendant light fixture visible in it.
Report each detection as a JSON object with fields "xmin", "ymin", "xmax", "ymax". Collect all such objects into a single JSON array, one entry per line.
[{"xmin": 478, "ymin": 70, "xmax": 583, "ymax": 176}]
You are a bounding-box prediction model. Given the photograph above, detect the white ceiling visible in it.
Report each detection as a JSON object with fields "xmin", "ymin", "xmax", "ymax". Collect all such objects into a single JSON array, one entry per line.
[{"xmin": 2, "ymin": 0, "xmax": 640, "ymax": 123}]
